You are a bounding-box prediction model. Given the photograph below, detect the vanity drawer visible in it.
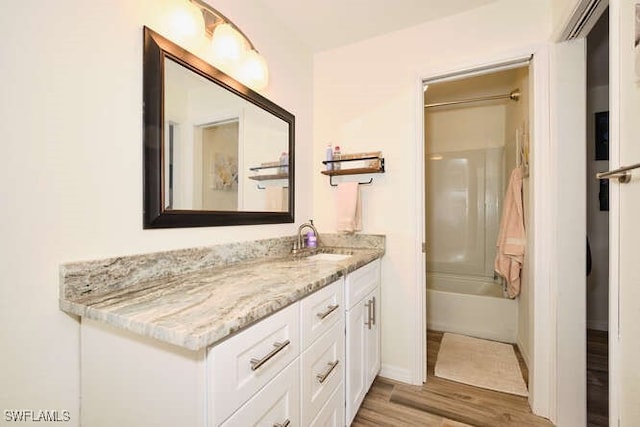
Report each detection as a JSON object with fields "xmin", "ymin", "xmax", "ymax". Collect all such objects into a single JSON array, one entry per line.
[
  {"xmin": 300, "ymin": 321, "xmax": 344, "ymax": 426},
  {"xmin": 208, "ymin": 303, "xmax": 300, "ymax": 426},
  {"xmin": 309, "ymin": 383, "xmax": 344, "ymax": 427},
  {"xmin": 220, "ymin": 359, "xmax": 300, "ymax": 427},
  {"xmin": 300, "ymin": 278, "xmax": 344, "ymax": 349},
  {"xmin": 345, "ymin": 259, "xmax": 380, "ymax": 310}
]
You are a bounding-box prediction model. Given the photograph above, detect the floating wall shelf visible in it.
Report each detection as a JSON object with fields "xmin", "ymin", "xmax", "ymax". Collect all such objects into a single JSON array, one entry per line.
[
  {"xmin": 249, "ymin": 164, "xmax": 288, "ymax": 189},
  {"xmin": 321, "ymin": 155, "xmax": 385, "ymax": 187}
]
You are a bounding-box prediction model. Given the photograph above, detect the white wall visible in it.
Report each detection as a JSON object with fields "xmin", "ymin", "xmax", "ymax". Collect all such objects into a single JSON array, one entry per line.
[
  {"xmin": 510, "ymin": 67, "xmax": 533, "ymax": 366},
  {"xmin": 0, "ymin": 0, "xmax": 312, "ymax": 425},
  {"xmin": 551, "ymin": 0, "xmax": 583, "ymax": 39},
  {"xmin": 313, "ymin": 0, "xmax": 552, "ymax": 382}
]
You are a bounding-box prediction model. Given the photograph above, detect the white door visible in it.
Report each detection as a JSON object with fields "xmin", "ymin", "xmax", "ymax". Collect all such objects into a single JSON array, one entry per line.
[
  {"xmin": 608, "ymin": 1, "xmax": 640, "ymax": 424},
  {"xmin": 550, "ymin": 38, "xmax": 588, "ymax": 426}
]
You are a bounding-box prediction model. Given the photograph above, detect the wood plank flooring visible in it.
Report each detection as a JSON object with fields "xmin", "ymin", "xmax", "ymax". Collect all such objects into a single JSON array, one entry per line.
[
  {"xmin": 352, "ymin": 330, "xmax": 552, "ymax": 427},
  {"xmin": 352, "ymin": 328, "xmax": 608, "ymax": 426},
  {"xmin": 587, "ymin": 329, "xmax": 608, "ymax": 427}
]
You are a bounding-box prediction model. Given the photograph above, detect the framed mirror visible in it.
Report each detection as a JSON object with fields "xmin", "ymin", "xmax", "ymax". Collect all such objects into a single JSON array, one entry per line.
[{"xmin": 143, "ymin": 26, "xmax": 295, "ymax": 228}]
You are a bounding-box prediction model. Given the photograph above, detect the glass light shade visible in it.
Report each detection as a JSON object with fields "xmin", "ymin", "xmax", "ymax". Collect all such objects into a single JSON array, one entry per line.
[
  {"xmin": 167, "ymin": 1, "xmax": 205, "ymax": 44},
  {"xmin": 210, "ymin": 23, "xmax": 247, "ymax": 67},
  {"xmin": 238, "ymin": 50, "xmax": 269, "ymax": 91}
]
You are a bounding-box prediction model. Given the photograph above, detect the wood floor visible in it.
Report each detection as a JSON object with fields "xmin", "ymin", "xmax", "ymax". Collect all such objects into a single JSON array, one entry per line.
[
  {"xmin": 587, "ymin": 329, "xmax": 608, "ymax": 427},
  {"xmin": 352, "ymin": 330, "xmax": 552, "ymax": 427},
  {"xmin": 352, "ymin": 328, "xmax": 609, "ymax": 426}
]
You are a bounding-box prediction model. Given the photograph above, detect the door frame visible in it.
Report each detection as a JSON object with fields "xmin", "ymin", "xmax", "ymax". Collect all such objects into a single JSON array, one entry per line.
[
  {"xmin": 553, "ymin": 2, "xmax": 614, "ymax": 425},
  {"xmin": 415, "ymin": 47, "xmax": 554, "ymax": 419}
]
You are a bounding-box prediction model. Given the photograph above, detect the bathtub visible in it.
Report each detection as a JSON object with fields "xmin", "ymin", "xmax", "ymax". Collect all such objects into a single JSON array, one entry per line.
[{"xmin": 427, "ymin": 273, "xmax": 518, "ymax": 343}]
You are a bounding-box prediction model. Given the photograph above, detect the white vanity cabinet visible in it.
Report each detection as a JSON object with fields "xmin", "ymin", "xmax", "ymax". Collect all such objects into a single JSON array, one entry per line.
[
  {"xmin": 80, "ymin": 278, "xmax": 345, "ymax": 427},
  {"xmin": 344, "ymin": 259, "xmax": 381, "ymax": 425},
  {"xmin": 79, "ymin": 258, "xmax": 382, "ymax": 427}
]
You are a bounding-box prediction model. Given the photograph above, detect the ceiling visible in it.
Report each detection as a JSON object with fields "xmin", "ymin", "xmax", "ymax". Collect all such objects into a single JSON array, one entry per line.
[{"xmin": 255, "ymin": 0, "xmax": 498, "ymax": 52}]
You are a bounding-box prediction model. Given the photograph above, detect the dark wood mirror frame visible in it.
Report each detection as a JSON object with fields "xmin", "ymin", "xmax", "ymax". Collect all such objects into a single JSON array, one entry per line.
[{"xmin": 143, "ymin": 26, "xmax": 295, "ymax": 228}]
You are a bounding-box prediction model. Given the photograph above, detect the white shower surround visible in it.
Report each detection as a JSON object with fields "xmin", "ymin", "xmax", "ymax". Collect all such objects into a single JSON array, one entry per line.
[{"xmin": 427, "ymin": 272, "xmax": 518, "ymax": 343}]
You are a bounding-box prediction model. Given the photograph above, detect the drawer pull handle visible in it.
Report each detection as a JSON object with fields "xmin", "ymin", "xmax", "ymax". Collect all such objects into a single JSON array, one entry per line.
[
  {"xmin": 250, "ymin": 340, "xmax": 291, "ymax": 371},
  {"xmin": 316, "ymin": 360, "xmax": 340, "ymax": 383},
  {"xmin": 317, "ymin": 304, "xmax": 339, "ymax": 320},
  {"xmin": 371, "ymin": 296, "xmax": 376, "ymax": 326},
  {"xmin": 273, "ymin": 419, "xmax": 290, "ymax": 427},
  {"xmin": 365, "ymin": 300, "xmax": 372, "ymax": 330}
]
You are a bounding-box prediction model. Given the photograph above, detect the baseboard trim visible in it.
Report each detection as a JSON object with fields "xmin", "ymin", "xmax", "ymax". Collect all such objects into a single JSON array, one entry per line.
[
  {"xmin": 517, "ymin": 337, "xmax": 531, "ymax": 370},
  {"xmin": 379, "ymin": 364, "xmax": 414, "ymax": 384}
]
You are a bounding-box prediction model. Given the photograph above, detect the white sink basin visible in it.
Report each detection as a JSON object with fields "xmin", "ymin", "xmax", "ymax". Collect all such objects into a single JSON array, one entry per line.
[{"xmin": 306, "ymin": 253, "xmax": 352, "ymax": 262}]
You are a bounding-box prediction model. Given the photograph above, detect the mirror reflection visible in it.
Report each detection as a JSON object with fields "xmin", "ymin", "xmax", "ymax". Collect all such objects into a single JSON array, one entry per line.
[
  {"xmin": 143, "ymin": 26, "xmax": 295, "ymax": 228},
  {"xmin": 164, "ymin": 58, "xmax": 290, "ymax": 213}
]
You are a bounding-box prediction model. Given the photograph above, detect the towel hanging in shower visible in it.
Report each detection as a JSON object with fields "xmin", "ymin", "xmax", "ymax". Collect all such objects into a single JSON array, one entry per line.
[{"xmin": 495, "ymin": 166, "xmax": 526, "ymax": 298}]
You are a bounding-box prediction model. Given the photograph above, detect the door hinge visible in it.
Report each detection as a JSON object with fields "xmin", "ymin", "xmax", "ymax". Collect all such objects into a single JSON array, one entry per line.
[{"xmin": 422, "ymin": 242, "xmax": 426, "ymax": 253}]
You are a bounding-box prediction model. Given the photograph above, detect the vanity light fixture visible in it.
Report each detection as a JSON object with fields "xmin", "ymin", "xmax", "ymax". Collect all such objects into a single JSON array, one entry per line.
[
  {"xmin": 187, "ymin": 0, "xmax": 269, "ymax": 90},
  {"xmin": 167, "ymin": 0, "xmax": 206, "ymax": 44}
]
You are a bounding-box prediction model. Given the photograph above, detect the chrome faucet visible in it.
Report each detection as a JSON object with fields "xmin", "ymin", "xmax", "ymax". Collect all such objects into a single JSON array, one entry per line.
[{"xmin": 293, "ymin": 219, "xmax": 319, "ymax": 253}]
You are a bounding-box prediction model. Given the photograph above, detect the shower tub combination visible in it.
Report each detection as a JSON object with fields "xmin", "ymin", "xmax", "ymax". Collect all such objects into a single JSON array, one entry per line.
[{"xmin": 427, "ymin": 272, "xmax": 518, "ymax": 343}]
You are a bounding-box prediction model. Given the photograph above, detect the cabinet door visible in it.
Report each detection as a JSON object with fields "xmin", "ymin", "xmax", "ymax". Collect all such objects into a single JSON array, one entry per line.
[
  {"xmin": 364, "ymin": 286, "xmax": 381, "ymax": 389},
  {"xmin": 345, "ymin": 299, "xmax": 366, "ymax": 426}
]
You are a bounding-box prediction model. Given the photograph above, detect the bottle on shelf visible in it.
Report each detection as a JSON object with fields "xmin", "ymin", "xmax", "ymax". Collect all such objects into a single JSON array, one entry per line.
[
  {"xmin": 325, "ymin": 144, "xmax": 333, "ymax": 171},
  {"xmin": 333, "ymin": 146, "xmax": 341, "ymax": 170}
]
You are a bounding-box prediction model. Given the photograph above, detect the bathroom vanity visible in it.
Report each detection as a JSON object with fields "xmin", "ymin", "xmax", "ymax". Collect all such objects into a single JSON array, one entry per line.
[{"xmin": 60, "ymin": 235, "xmax": 383, "ymax": 427}]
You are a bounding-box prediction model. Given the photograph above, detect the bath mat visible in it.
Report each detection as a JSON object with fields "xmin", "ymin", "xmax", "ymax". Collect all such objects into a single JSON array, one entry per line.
[{"xmin": 435, "ymin": 333, "xmax": 528, "ymax": 397}]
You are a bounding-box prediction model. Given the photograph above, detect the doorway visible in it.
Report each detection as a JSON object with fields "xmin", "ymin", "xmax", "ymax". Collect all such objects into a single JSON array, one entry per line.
[
  {"xmin": 585, "ymin": 7, "xmax": 610, "ymax": 426},
  {"xmin": 422, "ymin": 60, "xmax": 534, "ymax": 402}
]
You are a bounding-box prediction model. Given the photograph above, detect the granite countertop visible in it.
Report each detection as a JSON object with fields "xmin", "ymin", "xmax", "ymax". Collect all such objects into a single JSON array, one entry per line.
[{"xmin": 60, "ymin": 244, "xmax": 383, "ymax": 351}]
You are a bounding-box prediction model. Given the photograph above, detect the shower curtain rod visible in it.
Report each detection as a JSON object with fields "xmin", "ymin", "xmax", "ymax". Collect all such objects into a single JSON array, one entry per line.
[{"xmin": 424, "ymin": 89, "xmax": 520, "ymax": 109}]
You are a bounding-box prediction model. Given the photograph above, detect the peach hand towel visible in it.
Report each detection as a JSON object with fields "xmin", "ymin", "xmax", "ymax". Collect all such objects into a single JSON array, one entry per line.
[
  {"xmin": 495, "ymin": 166, "xmax": 526, "ymax": 298},
  {"xmin": 336, "ymin": 182, "xmax": 362, "ymax": 233}
]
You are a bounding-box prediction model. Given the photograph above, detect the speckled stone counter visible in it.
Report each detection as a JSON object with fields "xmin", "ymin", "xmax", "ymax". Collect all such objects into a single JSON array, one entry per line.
[{"xmin": 59, "ymin": 234, "xmax": 384, "ymax": 351}]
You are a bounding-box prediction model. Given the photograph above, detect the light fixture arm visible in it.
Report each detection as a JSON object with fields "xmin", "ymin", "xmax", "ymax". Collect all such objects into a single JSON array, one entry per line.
[{"xmin": 188, "ymin": 0, "xmax": 259, "ymax": 52}]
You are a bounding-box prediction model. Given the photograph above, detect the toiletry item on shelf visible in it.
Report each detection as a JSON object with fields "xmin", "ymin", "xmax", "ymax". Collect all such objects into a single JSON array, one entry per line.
[
  {"xmin": 261, "ymin": 161, "xmax": 280, "ymax": 167},
  {"xmin": 325, "ymin": 144, "xmax": 333, "ymax": 171},
  {"xmin": 279, "ymin": 152, "xmax": 288, "ymax": 174},
  {"xmin": 307, "ymin": 231, "xmax": 317, "ymax": 248},
  {"xmin": 333, "ymin": 146, "xmax": 341, "ymax": 170}
]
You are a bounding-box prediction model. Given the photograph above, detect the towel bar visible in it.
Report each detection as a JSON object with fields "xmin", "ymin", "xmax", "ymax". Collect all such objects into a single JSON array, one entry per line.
[
  {"xmin": 596, "ymin": 162, "xmax": 640, "ymax": 183},
  {"xmin": 329, "ymin": 177, "xmax": 373, "ymax": 187},
  {"xmin": 257, "ymin": 184, "xmax": 289, "ymax": 190}
]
